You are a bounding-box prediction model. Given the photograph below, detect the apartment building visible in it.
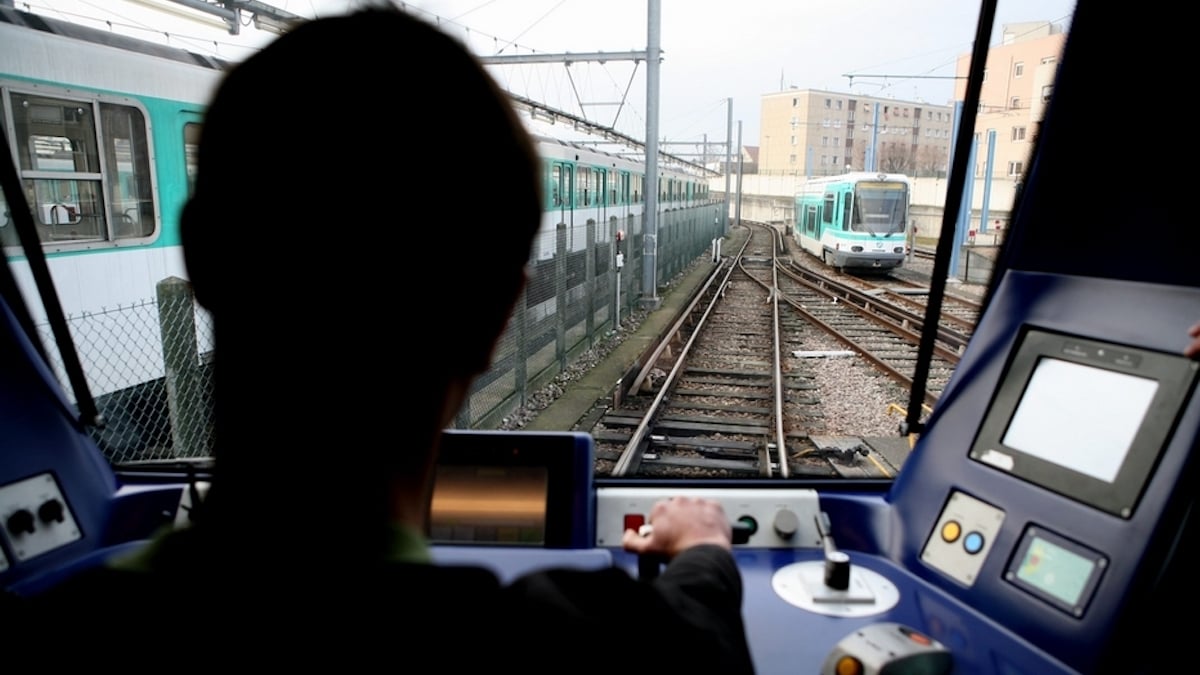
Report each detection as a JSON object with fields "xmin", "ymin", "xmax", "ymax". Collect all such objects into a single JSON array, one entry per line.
[
  {"xmin": 757, "ymin": 21, "xmax": 1066, "ymax": 181},
  {"xmin": 955, "ymin": 21, "xmax": 1067, "ymax": 183},
  {"xmin": 758, "ymin": 89, "xmax": 954, "ymax": 177}
]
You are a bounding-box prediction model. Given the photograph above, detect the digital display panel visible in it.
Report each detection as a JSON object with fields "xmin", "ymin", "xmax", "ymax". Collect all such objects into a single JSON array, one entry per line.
[
  {"xmin": 430, "ymin": 465, "xmax": 548, "ymax": 545},
  {"xmin": 1002, "ymin": 358, "xmax": 1158, "ymax": 483},
  {"xmin": 1007, "ymin": 526, "xmax": 1106, "ymax": 616},
  {"xmin": 970, "ymin": 328, "xmax": 1199, "ymax": 518},
  {"xmin": 428, "ymin": 429, "xmax": 595, "ymax": 548}
]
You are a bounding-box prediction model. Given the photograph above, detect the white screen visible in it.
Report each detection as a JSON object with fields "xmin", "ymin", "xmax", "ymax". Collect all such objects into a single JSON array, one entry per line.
[{"xmin": 1002, "ymin": 358, "xmax": 1158, "ymax": 482}]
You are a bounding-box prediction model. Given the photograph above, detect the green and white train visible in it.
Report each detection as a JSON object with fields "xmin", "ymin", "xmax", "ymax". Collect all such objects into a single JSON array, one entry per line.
[
  {"xmin": 0, "ymin": 6, "xmax": 712, "ymax": 399},
  {"xmin": 792, "ymin": 171, "xmax": 911, "ymax": 272}
]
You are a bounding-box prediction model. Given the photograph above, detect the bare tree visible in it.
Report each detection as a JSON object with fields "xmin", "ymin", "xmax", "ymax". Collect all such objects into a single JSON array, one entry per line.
[
  {"xmin": 915, "ymin": 144, "xmax": 948, "ymax": 178},
  {"xmin": 877, "ymin": 142, "xmax": 914, "ymax": 174}
]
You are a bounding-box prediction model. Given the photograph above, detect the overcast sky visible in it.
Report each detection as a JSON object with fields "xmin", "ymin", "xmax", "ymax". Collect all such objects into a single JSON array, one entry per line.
[{"xmin": 23, "ymin": 0, "xmax": 1077, "ymax": 146}]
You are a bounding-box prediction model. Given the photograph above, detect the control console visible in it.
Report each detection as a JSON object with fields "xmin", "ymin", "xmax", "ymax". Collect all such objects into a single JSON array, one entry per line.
[
  {"xmin": 595, "ymin": 487, "xmax": 823, "ymax": 548},
  {"xmin": 0, "ymin": 472, "xmax": 80, "ymax": 566}
]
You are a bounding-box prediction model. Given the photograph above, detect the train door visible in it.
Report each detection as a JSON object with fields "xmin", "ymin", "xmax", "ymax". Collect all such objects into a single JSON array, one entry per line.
[
  {"xmin": 598, "ymin": 167, "xmax": 609, "ymax": 242},
  {"xmin": 552, "ymin": 161, "xmax": 573, "ymax": 225},
  {"xmin": 819, "ymin": 190, "xmax": 835, "ymax": 241}
]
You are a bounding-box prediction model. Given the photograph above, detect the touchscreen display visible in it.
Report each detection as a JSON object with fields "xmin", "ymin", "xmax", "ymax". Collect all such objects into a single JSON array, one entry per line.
[{"xmin": 1001, "ymin": 358, "xmax": 1158, "ymax": 483}]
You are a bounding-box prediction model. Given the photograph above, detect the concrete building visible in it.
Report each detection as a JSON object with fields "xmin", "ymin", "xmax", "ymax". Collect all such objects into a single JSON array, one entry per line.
[
  {"xmin": 758, "ymin": 89, "xmax": 955, "ymax": 177},
  {"xmin": 955, "ymin": 21, "xmax": 1067, "ymax": 186}
]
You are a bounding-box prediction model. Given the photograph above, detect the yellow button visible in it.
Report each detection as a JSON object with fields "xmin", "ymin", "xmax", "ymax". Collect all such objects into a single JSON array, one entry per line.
[
  {"xmin": 941, "ymin": 520, "xmax": 962, "ymax": 542},
  {"xmin": 835, "ymin": 656, "xmax": 863, "ymax": 675}
]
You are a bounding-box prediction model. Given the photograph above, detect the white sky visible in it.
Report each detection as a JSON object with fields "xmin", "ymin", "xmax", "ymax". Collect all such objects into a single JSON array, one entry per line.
[{"xmin": 18, "ymin": 0, "xmax": 1077, "ymax": 147}]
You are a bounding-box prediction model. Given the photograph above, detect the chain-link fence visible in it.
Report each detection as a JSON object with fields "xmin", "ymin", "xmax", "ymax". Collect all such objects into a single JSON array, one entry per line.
[
  {"xmin": 37, "ymin": 201, "xmax": 725, "ymax": 464},
  {"xmin": 462, "ymin": 203, "xmax": 725, "ymax": 429},
  {"xmin": 36, "ymin": 276, "xmax": 215, "ymax": 465}
]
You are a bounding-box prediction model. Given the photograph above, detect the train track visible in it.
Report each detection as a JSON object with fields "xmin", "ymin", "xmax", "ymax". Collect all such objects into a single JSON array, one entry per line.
[
  {"xmin": 594, "ymin": 227, "xmax": 784, "ymax": 478},
  {"xmin": 580, "ymin": 220, "xmax": 990, "ymax": 480},
  {"xmin": 590, "ymin": 223, "xmax": 939, "ymax": 480}
]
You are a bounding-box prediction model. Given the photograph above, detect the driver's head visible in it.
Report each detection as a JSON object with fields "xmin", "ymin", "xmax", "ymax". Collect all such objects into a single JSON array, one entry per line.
[{"xmin": 183, "ymin": 8, "xmax": 543, "ymax": 381}]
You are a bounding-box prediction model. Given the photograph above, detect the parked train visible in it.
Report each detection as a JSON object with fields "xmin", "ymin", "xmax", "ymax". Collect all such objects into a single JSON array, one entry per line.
[
  {"xmin": 3, "ymin": 1, "xmax": 1198, "ymax": 673},
  {"xmin": 0, "ymin": 3, "xmax": 711, "ymax": 402},
  {"xmin": 792, "ymin": 171, "xmax": 911, "ymax": 272}
]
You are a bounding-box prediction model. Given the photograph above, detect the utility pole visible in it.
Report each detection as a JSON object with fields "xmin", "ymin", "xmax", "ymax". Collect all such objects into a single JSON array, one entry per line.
[
  {"xmin": 724, "ymin": 98, "xmax": 733, "ymax": 235},
  {"xmin": 641, "ymin": 0, "xmax": 661, "ymax": 308}
]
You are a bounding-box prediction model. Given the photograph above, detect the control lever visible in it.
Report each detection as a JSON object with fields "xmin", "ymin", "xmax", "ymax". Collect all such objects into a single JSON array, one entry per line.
[
  {"xmin": 815, "ymin": 511, "xmax": 850, "ymax": 590},
  {"xmin": 637, "ymin": 519, "xmax": 754, "ymax": 581}
]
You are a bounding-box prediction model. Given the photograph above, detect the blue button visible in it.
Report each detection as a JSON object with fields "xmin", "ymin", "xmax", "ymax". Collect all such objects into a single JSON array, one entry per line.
[{"xmin": 963, "ymin": 531, "xmax": 984, "ymax": 554}]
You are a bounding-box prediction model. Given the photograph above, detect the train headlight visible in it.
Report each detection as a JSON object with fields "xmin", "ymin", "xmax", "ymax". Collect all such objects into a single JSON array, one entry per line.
[
  {"xmin": 894, "ymin": 246, "xmax": 905, "ymax": 254},
  {"xmin": 851, "ymin": 246, "xmax": 863, "ymax": 253}
]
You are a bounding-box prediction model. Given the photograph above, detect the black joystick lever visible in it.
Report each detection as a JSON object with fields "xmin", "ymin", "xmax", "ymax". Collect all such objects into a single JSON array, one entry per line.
[
  {"xmin": 815, "ymin": 511, "xmax": 851, "ymax": 591},
  {"xmin": 637, "ymin": 519, "xmax": 755, "ymax": 581}
]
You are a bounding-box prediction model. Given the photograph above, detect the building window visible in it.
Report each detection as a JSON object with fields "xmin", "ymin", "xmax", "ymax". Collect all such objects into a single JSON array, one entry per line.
[
  {"xmin": 825, "ymin": 98, "xmax": 831, "ymax": 108},
  {"xmin": 1014, "ymin": 61, "xmax": 1024, "ymax": 77},
  {"xmin": 1008, "ymin": 161, "xmax": 1024, "ymax": 177},
  {"xmin": 836, "ymin": 100, "xmax": 843, "ymax": 110},
  {"xmin": 1012, "ymin": 126, "xmax": 1026, "ymax": 141},
  {"xmin": 1010, "ymin": 97, "xmax": 1020, "ymax": 109},
  {"xmin": 792, "ymin": 97, "xmax": 799, "ymax": 106},
  {"xmin": 790, "ymin": 135, "xmax": 797, "ymax": 145},
  {"xmin": 1041, "ymin": 85, "xmax": 1053, "ymax": 102}
]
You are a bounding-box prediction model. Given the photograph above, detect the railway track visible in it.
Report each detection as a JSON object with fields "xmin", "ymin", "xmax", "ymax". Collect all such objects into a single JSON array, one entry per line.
[{"xmin": 590, "ymin": 223, "xmax": 936, "ymax": 480}]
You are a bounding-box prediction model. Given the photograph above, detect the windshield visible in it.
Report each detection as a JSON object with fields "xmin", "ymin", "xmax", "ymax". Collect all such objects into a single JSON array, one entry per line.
[
  {"xmin": 851, "ymin": 183, "xmax": 908, "ymax": 236},
  {"xmin": 1, "ymin": 0, "xmax": 1072, "ymax": 483}
]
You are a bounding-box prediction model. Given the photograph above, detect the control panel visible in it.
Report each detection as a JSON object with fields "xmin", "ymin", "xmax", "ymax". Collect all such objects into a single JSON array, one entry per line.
[
  {"xmin": 920, "ymin": 490, "xmax": 1005, "ymax": 587},
  {"xmin": 0, "ymin": 472, "xmax": 81, "ymax": 563},
  {"xmin": 595, "ymin": 487, "xmax": 823, "ymax": 548}
]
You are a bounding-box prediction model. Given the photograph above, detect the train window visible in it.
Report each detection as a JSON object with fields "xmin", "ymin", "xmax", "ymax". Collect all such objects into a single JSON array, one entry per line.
[
  {"xmin": 184, "ymin": 123, "xmax": 201, "ymax": 196},
  {"xmin": 5, "ymin": 90, "xmax": 155, "ymax": 245},
  {"xmin": 579, "ymin": 166, "xmax": 592, "ymax": 207}
]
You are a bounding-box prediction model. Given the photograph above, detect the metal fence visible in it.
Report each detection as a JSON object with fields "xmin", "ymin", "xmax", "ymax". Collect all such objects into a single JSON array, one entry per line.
[{"xmin": 37, "ymin": 201, "xmax": 725, "ymax": 464}]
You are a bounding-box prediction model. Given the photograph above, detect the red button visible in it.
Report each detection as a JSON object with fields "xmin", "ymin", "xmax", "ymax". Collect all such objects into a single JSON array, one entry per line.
[
  {"xmin": 908, "ymin": 631, "xmax": 932, "ymax": 646},
  {"xmin": 624, "ymin": 514, "xmax": 645, "ymax": 532}
]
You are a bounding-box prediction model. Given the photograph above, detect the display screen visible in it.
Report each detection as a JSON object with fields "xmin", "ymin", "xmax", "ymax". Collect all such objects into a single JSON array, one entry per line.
[
  {"xmin": 1007, "ymin": 526, "xmax": 1107, "ymax": 616},
  {"xmin": 969, "ymin": 329, "xmax": 1198, "ymax": 518},
  {"xmin": 1002, "ymin": 358, "xmax": 1158, "ymax": 483},
  {"xmin": 1015, "ymin": 534, "xmax": 1094, "ymax": 606},
  {"xmin": 430, "ymin": 465, "xmax": 548, "ymax": 545}
]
